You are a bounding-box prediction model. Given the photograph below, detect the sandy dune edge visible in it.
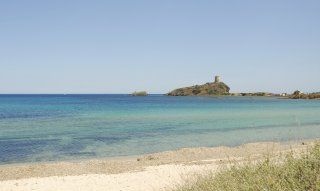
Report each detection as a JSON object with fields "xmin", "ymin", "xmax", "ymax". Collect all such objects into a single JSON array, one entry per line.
[{"xmin": 0, "ymin": 163, "xmax": 218, "ymax": 191}]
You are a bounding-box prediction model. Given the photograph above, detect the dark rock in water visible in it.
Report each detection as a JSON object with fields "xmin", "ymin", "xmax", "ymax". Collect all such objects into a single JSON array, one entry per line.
[{"xmin": 167, "ymin": 82, "xmax": 230, "ymax": 96}]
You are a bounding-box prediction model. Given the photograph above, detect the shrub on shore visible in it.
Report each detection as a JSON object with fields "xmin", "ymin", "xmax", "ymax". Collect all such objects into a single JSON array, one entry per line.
[{"xmin": 175, "ymin": 144, "xmax": 320, "ymax": 191}]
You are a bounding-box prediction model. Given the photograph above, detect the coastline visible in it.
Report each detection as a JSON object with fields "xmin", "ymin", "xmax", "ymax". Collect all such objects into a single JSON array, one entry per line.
[{"xmin": 0, "ymin": 139, "xmax": 318, "ymax": 191}]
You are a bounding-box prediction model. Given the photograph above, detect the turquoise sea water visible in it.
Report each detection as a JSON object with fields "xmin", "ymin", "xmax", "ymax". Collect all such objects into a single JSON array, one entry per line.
[{"xmin": 0, "ymin": 94, "xmax": 320, "ymax": 165}]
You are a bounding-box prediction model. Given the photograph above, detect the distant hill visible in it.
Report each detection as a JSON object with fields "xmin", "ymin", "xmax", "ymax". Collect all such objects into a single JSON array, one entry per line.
[{"xmin": 167, "ymin": 81, "xmax": 230, "ymax": 96}]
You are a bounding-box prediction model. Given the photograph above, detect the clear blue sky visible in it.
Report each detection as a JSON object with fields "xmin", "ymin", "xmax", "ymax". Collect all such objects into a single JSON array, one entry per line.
[{"xmin": 1, "ymin": 0, "xmax": 319, "ymax": 94}]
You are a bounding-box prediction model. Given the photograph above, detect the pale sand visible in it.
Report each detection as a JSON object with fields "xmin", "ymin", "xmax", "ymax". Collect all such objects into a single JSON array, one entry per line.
[{"xmin": 0, "ymin": 140, "xmax": 317, "ymax": 191}]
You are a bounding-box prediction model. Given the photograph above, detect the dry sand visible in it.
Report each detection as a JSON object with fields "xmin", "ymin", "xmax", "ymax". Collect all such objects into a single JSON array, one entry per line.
[{"xmin": 0, "ymin": 140, "xmax": 316, "ymax": 191}]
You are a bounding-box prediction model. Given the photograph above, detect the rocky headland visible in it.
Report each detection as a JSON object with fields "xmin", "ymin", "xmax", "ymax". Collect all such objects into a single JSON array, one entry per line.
[
  {"xmin": 166, "ymin": 75, "xmax": 319, "ymax": 99},
  {"xmin": 289, "ymin": 90, "xmax": 320, "ymax": 99},
  {"xmin": 167, "ymin": 76, "xmax": 230, "ymax": 96}
]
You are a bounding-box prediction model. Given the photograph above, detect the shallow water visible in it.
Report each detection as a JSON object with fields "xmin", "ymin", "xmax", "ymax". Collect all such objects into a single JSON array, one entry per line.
[{"xmin": 0, "ymin": 94, "xmax": 320, "ymax": 164}]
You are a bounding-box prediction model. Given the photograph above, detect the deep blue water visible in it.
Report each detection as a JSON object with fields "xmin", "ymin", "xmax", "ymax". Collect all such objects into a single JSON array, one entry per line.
[{"xmin": 0, "ymin": 94, "xmax": 320, "ymax": 164}]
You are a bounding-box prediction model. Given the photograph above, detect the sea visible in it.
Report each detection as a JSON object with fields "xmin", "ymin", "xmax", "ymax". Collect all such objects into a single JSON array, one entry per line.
[{"xmin": 0, "ymin": 94, "xmax": 320, "ymax": 165}]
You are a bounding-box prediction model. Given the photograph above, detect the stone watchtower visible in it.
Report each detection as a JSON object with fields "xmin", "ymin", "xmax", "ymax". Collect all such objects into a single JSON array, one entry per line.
[{"xmin": 214, "ymin": 75, "xmax": 221, "ymax": 83}]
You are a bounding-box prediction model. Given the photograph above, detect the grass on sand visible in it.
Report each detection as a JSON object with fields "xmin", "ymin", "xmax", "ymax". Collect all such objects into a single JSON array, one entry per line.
[{"xmin": 176, "ymin": 143, "xmax": 320, "ymax": 191}]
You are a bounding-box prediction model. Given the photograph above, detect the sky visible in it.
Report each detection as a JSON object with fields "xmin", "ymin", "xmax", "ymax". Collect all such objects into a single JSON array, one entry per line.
[{"xmin": 0, "ymin": 0, "xmax": 320, "ymax": 94}]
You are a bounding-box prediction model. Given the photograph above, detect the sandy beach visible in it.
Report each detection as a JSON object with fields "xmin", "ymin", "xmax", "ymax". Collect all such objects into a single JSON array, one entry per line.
[
  {"xmin": 0, "ymin": 140, "xmax": 316, "ymax": 191},
  {"xmin": 2, "ymin": 0, "xmax": 320, "ymax": 190}
]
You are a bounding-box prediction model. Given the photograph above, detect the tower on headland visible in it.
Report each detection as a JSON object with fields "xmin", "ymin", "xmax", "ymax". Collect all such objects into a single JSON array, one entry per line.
[{"xmin": 214, "ymin": 75, "xmax": 221, "ymax": 83}]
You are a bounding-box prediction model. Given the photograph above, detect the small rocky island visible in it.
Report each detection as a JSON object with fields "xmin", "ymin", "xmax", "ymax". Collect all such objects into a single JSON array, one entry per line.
[
  {"xmin": 131, "ymin": 91, "xmax": 148, "ymax": 96},
  {"xmin": 167, "ymin": 76, "xmax": 230, "ymax": 96}
]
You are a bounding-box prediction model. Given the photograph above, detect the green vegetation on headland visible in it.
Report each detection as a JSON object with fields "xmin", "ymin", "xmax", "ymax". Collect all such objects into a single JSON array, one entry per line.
[
  {"xmin": 230, "ymin": 92, "xmax": 276, "ymax": 97},
  {"xmin": 167, "ymin": 82, "xmax": 230, "ymax": 96},
  {"xmin": 176, "ymin": 143, "xmax": 320, "ymax": 191},
  {"xmin": 131, "ymin": 91, "xmax": 148, "ymax": 96}
]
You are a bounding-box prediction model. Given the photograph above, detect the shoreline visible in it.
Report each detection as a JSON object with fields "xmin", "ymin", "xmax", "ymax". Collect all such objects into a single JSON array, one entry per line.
[
  {"xmin": 1, "ymin": 139, "xmax": 318, "ymax": 180},
  {"xmin": 1, "ymin": 136, "xmax": 316, "ymax": 168}
]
